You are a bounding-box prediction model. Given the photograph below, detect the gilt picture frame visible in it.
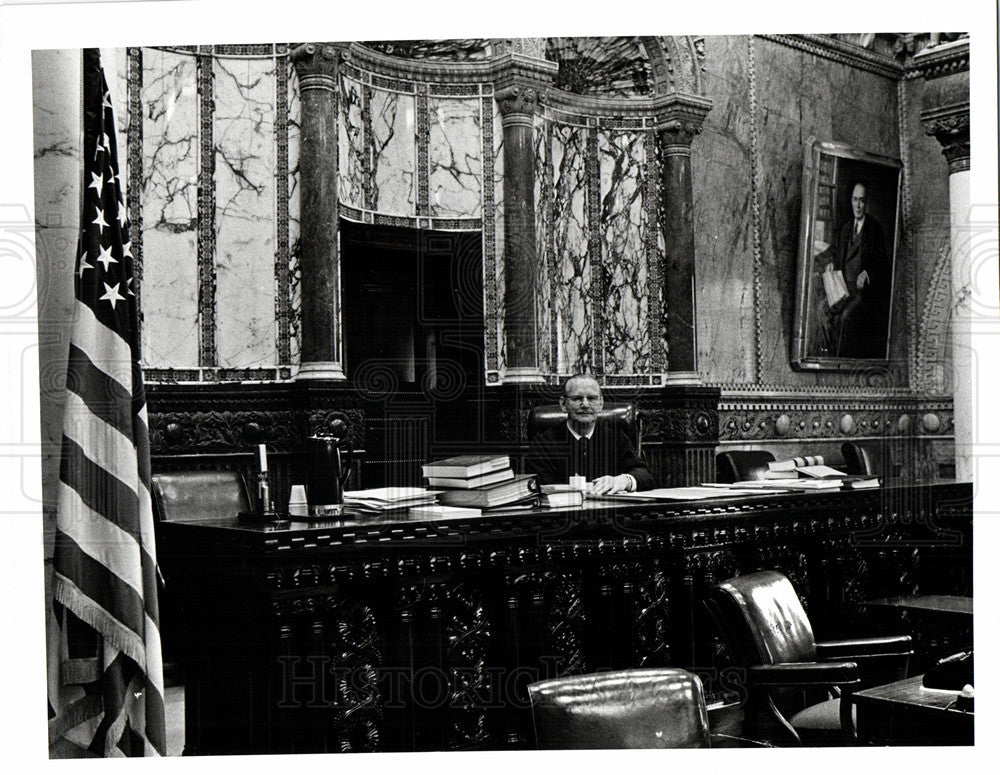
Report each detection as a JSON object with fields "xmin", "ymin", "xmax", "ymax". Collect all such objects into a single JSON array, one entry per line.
[{"xmin": 791, "ymin": 138, "xmax": 902, "ymax": 371}]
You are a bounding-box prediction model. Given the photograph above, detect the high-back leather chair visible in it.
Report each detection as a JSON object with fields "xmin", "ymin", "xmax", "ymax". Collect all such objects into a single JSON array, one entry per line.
[
  {"xmin": 527, "ymin": 402, "xmax": 640, "ymax": 454},
  {"xmin": 527, "ymin": 668, "xmax": 709, "ymax": 749},
  {"xmin": 151, "ymin": 470, "xmax": 251, "ymax": 522},
  {"xmin": 840, "ymin": 441, "xmax": 891, "ymax": 477},
  {"xmin": 715, "ymin": 450, "xmax": 776, "ymax": 483},
  {"xmin": 708, "ymin": 571, "xmax": 912, "ymax": 746}
]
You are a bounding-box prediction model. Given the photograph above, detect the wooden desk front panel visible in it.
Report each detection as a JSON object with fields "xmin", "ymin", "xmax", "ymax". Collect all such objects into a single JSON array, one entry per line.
[{"xmin": 160, "ymin": 483, "xmax": 972, "ymax": 754}]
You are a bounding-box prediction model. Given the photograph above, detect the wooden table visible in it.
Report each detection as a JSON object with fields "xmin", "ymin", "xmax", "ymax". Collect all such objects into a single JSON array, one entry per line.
[{"xmin": 851, "ymin": 674, "xmax": 973, "ymax": 746}]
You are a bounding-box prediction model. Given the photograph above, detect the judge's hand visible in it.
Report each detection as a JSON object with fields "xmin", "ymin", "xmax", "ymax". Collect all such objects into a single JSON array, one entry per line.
[
  {"xmin": 589, "ymin": 474, "xmax": 632, "ymax": 495},
  {"xmin": 857, "ymin": 269, "xmax": 870, "ymax": 290}
]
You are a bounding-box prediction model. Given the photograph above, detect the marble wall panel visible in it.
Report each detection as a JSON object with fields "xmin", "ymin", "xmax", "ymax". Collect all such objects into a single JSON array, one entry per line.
[
  {"xmin": 694, "ymin": 36, "xmax": 756, "ymax": 384},
  {"xmin": 32, "ymin": 49, "xmax": 81, "ymax": 542},
  {"xmin": 491, "ymin": 97, "xmax": 504, "ymax": 371},
  {"xmin": 428, "ymin": 97, "xmax": 482, "ymax": 218},
  {"xmin": 212, "ymin": 56, "xmax": 277, "ymax": 368},
  {"xmin": 370, "ymin": 89, "xmax": 417, "ymax": 215},
  {"xmin": 551, "ymin": 124, "xmax": 592, "ymax": 373},
  {"xmin": 598, "ymin": 130, "xmax": 649, "ymax": 373},
  {"xmin": 287, "ymin": 57, "xmax": 302, "ymax": 365},
  {"xmin": 140, "ymin": 48, "xmax": 199, "ymax": 368},
  {"xmin": 338, "ymin": 74, "xmax": 365, "ymax": 211},
  {"xmin": 535, "ymin": 117, "xmax": 552, "ymax": 372}
]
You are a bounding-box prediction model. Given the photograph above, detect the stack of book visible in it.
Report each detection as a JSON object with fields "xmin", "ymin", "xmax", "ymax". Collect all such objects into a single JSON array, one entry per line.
[
  {"xmin": 421, "ymin": 455, "xmax": 540, "ymax": 509},
  {"xmin": 539, "ymin": 484, "xmax": 585, "ymax": 508},
  {"xmin": 737, "ymin": 455, "xmax": 879, "ymax": 490}
]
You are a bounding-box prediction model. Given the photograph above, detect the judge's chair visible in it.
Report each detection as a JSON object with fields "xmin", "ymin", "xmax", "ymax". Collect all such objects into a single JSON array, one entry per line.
[
  {"xmin": 708, "ymin": 571, "xmax": 912, "ymax": 746},
  {"xmin": 526, "ymin": 402, "xmax": 641, "ymax": 453},
  {"xmin": 715, "ymin": 450, "xmax": 776, "ymax": 483},
  {"xmin": 151, "ymin": 469, "xmax": 252, "ymax": 523},
  {"xmin": 527, "ymin": 668, "xmax": 710, "ymax": 749}
]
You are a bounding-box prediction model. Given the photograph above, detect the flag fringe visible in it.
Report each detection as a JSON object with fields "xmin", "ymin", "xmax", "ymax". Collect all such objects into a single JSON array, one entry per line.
[{"xmin": 53, "ymin": 575, "xmax": 147, "ymax": 670}]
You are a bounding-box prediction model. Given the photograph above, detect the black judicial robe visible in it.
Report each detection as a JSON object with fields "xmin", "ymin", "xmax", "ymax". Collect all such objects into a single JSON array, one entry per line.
[{"xmin": 524, "ymin": 419, "xmax": 655, "ymax": 490}]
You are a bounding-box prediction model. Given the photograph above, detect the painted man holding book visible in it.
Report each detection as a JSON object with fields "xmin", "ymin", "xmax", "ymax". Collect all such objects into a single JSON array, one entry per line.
[
  {"xmin": 525, "ymin": 374, "xmax": 654, "ymax": 494},
  {"xmin": 823, "ymin": 182, "xmax": 891, "ymax": 358}
]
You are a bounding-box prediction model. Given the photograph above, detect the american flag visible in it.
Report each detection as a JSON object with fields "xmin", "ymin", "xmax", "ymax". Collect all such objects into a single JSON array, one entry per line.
[{"xmin": 48, "ymin": 49, "xmax": 166, "ymax": 758}]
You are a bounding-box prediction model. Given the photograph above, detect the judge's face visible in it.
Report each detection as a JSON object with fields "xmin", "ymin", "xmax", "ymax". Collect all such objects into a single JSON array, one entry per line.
[
  {"xmin": 560, "ymin": 377, "xmax": 603, "ymax": 433},
  {"xmin": 851, "ymin": 184, "xmax": 867, "ymax": 220}
]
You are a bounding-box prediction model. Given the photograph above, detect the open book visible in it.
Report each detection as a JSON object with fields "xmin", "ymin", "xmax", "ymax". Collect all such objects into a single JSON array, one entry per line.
[{"xmin": 822, "ymin": 263, "xmax": 849, "ymax": 311}]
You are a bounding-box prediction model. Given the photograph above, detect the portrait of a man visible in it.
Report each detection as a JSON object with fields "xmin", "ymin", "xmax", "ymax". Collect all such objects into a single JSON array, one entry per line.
[{"xmin": 793, "ymin": 140, "xmax": 901, "ymax": 369}]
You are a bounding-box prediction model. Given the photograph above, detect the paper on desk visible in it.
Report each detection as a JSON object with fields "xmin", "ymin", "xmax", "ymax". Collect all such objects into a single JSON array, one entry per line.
[{"xmin": 597, "ymin": 486, "xmax": 766, "ymax": 500}]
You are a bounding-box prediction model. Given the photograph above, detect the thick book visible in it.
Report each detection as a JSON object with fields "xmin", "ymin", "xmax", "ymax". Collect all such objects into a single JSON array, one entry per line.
[
  {"xmin": 437, "ymin": 474, "xmax": 539, "ymax": 508},
  {"xmin": 762, "ymin": 470, "xmax": 799, "ymax": 480},
  {"xmin": 732, "ymin": 478, "xmax": 844, "ymax": 490},
  {"xmin": 539, "ymin": 490, "xmax": 584, "ymax": 509},
  {"xmin": 768, "ymin": 455, "xmax": 825, "ymax": 472},
  {"xmin": 407, "ymin": 504, "xmax": 483, "ymax": 519},
  {"xmin": 421, "ymin": 454, "xmax": 511, "ymax": 479},
  {"xmin": 840, "ymin": 476, "xmax": 880, "ymax": 490},
  {"xmin": 425, "ymin": 468, "xmax": 514, "ymax": 489},
  {"xmin": 795, "ymin": 464, "xmax": 848, "ymax": 479}
]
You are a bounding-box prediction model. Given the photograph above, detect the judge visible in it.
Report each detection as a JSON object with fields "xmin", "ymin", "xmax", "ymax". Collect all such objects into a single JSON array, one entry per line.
[{"xmin": 525, "ymin": 374, "xmax": 654, "ymax": 494}]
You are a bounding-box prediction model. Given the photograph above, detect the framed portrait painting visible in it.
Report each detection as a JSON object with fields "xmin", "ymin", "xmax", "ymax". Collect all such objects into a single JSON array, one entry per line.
[{"xmin": 791, "ymin": 138, "xmax": 902, "ymax": 371}]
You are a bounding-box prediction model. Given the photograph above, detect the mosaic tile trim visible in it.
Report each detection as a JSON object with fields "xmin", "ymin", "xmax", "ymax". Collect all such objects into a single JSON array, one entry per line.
[
  {"xmin": 127, "ymin": 47, "xmax": 144, "ymax": 337},
  {"xmin": 747, "ymin": 35, "xmax": 763, "ymax": 384},
  {"xmin": 481, "ymin": 94, "xmax": 498, "ymax": 372},
  {"xmin": 416, "ymin": 90, "xmax": 430, "ymax": 215},
  {"xmin": 275, "ymin": 50, "xmax": 291, "ymax": 366},
  {"xmin": 197, "ymin": 46, "xmax": 217, "ymax": 368},
  {"xmin": 429, "ymin": 83, "xmax": 481, "ymax": 97},
  {"xmin": 585, "ymin": 129, "xmax": 604, "ymax": 375},
  {"xmin": 643, "ymin": 128, "xmax": 665, "ymax": 372},
  {"xmin": 144, "ymin": 367, "xmax": 289, "ymax": 384}
]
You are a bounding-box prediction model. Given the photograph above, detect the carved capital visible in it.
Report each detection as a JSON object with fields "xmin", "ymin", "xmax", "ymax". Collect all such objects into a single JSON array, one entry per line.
[
  {"xmin": 490, "ymin": 51, "xmax": 557, "ymax": 122},
  {"xmin": 921, "ymin": 103, "xmax": 971, "ymax": 174},
  {"xmin": 652, "ymin": 94, "xmax": 713, "ymax": 150},
  {"xmin": 495, "ymin": 83, "xmax": 540, "ymax": 119},
  {"xmin": 291, "ymin": 42, "xmax": 345, "ymax": 90}
]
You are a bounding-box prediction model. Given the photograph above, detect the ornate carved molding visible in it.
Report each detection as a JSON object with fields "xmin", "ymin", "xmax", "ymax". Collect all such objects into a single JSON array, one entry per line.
[
  {"xmin": 758, "ymin": 34, "xmax": 904, "ymax": 80},
  {"xmin": 906, "ymin": 38, "xmax": 969, "ymax": 81},
  {"xmin": 920, "ymin": 102, "xmax": 971, "ymax": 174}
]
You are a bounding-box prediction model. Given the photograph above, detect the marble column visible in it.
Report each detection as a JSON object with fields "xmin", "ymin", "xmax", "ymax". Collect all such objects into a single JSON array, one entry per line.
[
  {"xmin": 654, "ymin": 97, "xmax": 712, "ymax": 383},
  {"xmin": 292, "ymin": 43, "xmax": 346, "ymax": 381},
  {"xmin": 916, "ymin": 39, "xmax": 970, "ymax": 482},
  {"xmin": 492, "ymin": 50, "xmax": 557, "ymax": 383}
]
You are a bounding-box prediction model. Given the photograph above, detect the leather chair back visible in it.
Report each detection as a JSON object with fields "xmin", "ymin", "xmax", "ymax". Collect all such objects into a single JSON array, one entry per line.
[
  {"xmin": 151, "ymin": 470, "xmax": 251, "ymax": 523},
  {"xmin": 715, "ymin": 450, "xmax": 776, "ymax": 483},
  {"xmin": 527, "ymin": 403, "xmax": 640, "ymax": 452},
  {"xmin": 527, "ymin": 668, "xmax": 709, "ymax": 749},
  {"xmin": 841, "ymin": 441, "xmax": 889, "ymax": 477},
  {"xmin": 709, "ymin": 571, "xmax": 817, "ymax": 665}
]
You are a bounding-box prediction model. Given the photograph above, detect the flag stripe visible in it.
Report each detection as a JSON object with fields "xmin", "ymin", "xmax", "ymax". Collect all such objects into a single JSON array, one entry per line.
[
  {"xmin": 64, "ymin": 344, "xmax": 134, "ymax": 440},
  {"xmin": 59, "ymin": 436, "xmax": 141, "ymax": 542},
  {"xmin": 55, "ymin": 480, "xmax": 142, "ymax": 590},
  {"xmin": 53, "ymin": 538, "xmax": 145, "ymax": 657},
  {"xmin": 68, "ymin": 299, "xmax": 133, "ymax": 388},
  {"xmin": 62, "ymin": 394, "xmax": 139, "ymax": 497}
]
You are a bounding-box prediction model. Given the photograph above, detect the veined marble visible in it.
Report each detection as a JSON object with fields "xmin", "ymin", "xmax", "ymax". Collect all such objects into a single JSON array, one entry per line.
[
  {"xmin": 140, "ymin": 48, "xmax": 200, "ymax": 368},
  {"xmin": 338, "ymin": 74, "xmax": 365, "ymax": 211},
  {"xmin": 598, "ymin": 131, "xmax": 650, "ymax": 373},
  {"xmin": 287, "ymin": 56, "xmax": 302, "ymax": 366},
  {"xmin": 551, "ymin": 124, "xmax": 592, "ymax": 373},
  {"xmin": 534, "ymin": 118, "xmax": 552, "ymax": 372},
  {"xmin": 490, "ymin": 96, "xmax": 504, "ymax": 370},
  {"xmin": 370, "ymin": 89, "xmax": 417, "ymax": 215},
  {"xmin": 212, "ymin": 56, "xmax": 278, "ymax": 369},
  {"xmin": 428, "ymin": 97, "xmax": 482, "ymax": 218}
]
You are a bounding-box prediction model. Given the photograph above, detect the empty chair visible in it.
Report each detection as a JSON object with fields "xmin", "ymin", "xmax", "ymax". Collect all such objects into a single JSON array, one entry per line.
[
  {"xmin": 708, "ymin": 570, "xmax": 912, "ymax": 746},
  {"xmin": 527, "ymin": 668, "xmax": 709, "ymax": 749},
  {"xmin": 151, "ymin": 469, "xmax": 251, "ymax": 523},
  {"xmin": 715, "ymin": 450, "xmax": 776, "ymax": 483},
  {"xmin": 841, "ymin": 441, "xmax": 891, "ymax": 477}
]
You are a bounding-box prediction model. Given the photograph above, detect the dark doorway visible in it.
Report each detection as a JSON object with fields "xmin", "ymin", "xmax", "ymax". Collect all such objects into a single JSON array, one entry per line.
[{"xmin": 340, "ymin": 220, "xmax": 485, "ymax": 464}]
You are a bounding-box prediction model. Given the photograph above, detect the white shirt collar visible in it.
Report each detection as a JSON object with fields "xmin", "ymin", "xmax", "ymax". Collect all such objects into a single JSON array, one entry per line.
[{"xmin": 566, "ymin": 422, "xmax": 596, "ymax": 441}]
